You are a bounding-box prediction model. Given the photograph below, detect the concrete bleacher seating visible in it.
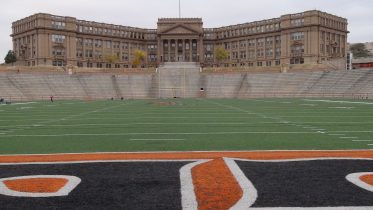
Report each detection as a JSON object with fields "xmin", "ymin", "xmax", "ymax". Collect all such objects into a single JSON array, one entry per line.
[{"xmin": 1, "ymin": 65, "xmax": 373, "ymax": 101}]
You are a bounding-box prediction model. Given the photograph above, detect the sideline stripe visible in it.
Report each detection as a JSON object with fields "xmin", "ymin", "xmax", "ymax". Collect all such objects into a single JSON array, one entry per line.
[{"xmin": 0, "ymin": 151, "xmax": 372, "ymax": 164}]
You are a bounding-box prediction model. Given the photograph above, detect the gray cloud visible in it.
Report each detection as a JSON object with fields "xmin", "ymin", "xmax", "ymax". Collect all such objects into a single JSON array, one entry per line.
[{"xmin": 1, "ymin": 0, "xmax": 372, "ymax": 62}]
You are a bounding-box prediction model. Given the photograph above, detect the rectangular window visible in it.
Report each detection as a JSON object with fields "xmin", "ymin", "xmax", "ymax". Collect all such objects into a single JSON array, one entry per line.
[
  {"xmin": 85, "ymin": 50, "xmax": 93, "ymax": 58},
  {"xmin": 291, "ymin": 19, "xmax": 304, "ymax": 26},
  {"xmin": 98, "ymin": 40, "xmax": 103, "ymax": 47},
  {"xmin": 291, "ymin": 32, "xmax": 304, "ymax": 41},
  {"xmin": 291, "ymin": 45, "xmax": 304, "ymax": 54},
  {"xmin": 51, "ymin": 21, "xmax": 65, "ymax": 29},
  {"xmin": 52, "ymin": 34, "xmax": 65, "ymax": 43},
  {"xmin": 106, "ymin": 41, "xmax": 112, "ymax": 48},
  {"xmin": 52, "ymin": 60, "xmax": 65, "ymax": 66},
  {"xmin": 52, "ymin": 49, "xmax": 65, "ymax": 56},
  {"xmin": 266, "ymin": 37, "xmax": 273, "ymax": 46}
]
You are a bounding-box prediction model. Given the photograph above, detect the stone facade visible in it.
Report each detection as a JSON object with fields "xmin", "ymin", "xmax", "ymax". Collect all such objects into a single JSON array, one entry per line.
[{"xmin": 11, "ymin": 10, "xmax": 348, "ymax": 68}]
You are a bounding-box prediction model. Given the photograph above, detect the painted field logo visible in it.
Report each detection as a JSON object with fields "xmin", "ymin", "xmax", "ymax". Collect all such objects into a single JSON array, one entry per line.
[
  {"xmin": 0, "ymin": 151, "xmax": 372, "ymax": 209},
  {"xmin": 0, "ymin": 175, "xmax": 81, "ymax": 197},
  {"xmin": 346, "ymin": 172, "xmax": 373, "ymax": 193}
]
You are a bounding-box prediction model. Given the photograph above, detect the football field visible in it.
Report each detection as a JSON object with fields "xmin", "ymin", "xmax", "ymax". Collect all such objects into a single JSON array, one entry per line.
[
  {"xmin": 0, "ymin": 98, "xmax": 373, "ymax": 209},
  {"xmin": 0, "ymin": 98, "xmax": 372, "ymax": 154}
]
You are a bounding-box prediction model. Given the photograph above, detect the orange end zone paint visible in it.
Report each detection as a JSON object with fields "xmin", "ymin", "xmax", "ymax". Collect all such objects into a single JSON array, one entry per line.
[
  {"xmin": 0, "ymin": 150, "xmax": 372, "ymax": 163},
  {"xmin": 4, "ymin": 178, "xmax": 68, "ymax": 193},
  {"xmin": 192, "ymin": 158, "xmax": 242, "ymax": 210},
  {"xmin": 360, "ymin": 175, "xmax": 373, "ymax": 186}
]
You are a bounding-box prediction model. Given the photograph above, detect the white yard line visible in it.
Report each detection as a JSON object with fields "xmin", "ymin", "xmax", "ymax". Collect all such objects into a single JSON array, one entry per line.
[
  {"xmin": 304, "ymin": 99, "xmax": 373, "ymax": 105},
  {"xmin": 339, "ymin": 137, "xmax": 359, "ymax": 139},
  {"xmin": 352, "ymin": 140, "xmax": 372, "ymax": 142},
  {"xmin": 0, "ymin": 131, "xmax": 319, "ymax": 138},
  {"xmin": 130, "ymin": 139, "xmax": 185, "ymax": 141}
]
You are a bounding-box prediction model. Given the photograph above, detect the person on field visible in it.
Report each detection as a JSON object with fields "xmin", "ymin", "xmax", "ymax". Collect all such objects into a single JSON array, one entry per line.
[{"xmin": 50, "ymin": 96, "xmax": 54, "ymax": 102}]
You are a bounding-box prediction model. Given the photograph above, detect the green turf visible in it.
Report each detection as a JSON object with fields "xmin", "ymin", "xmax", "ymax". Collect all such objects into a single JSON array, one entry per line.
[{"xmin": 0, "ymin": 98, "xmax": 372, "ymax": 154}]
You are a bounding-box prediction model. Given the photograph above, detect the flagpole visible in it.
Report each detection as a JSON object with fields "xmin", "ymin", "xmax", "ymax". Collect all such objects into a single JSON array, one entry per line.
[{"xmin": 179, "ymin": 0, "xmax": 181, "ymax": 18}]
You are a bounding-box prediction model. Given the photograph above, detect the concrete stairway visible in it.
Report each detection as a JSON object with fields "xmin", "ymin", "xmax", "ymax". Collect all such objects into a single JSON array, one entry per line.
[{"xmin": 157, "ymin": 62, "xmax": 201, "ymax": 98}]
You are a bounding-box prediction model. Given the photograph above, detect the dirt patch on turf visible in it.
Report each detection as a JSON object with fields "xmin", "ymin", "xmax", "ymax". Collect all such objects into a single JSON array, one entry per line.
[
  {"xmin": 360, "ymin": 175, "xmax": 373, "ymax": 186},
  {"xmin": 192, "ymin": 158, "xmax": 242, "ymax": 210},
  {"xmin": 152, "ymin": 101, "xmax": 177, "ymax": 106},
  {"xmin": 4, "ymin": 178, "xmax": 68, "ymax": 193}
]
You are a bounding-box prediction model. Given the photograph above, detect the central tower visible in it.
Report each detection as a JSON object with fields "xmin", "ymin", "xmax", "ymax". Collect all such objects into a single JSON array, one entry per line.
[{"xmin": 157, "ymin": 18, "xmax": 203, "ymax": 63}]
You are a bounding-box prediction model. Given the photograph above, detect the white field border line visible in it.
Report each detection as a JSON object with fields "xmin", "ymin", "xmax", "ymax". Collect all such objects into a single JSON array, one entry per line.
[
  {"xmin": 0, "ymin": 175, "xmax": 81, "ymax": 197},
  {"xmin": 346, "ymin": 172, "xmax": 373, "ymax": 193},
  {"xmin": 304, "ymin": 99, "xmax": 373, "ymax": 105},
  {"xmin": 232, "ymin": 157, "xmax": 373, "ymax": 163},
  {"xmin": 0, "ymin": 159, "xmax": 204, "ymax": 166},
  {"xmin": 1, "ymin": 149, "xmax": 373, "ymax": 157},
  {"xmin": 180, "ymin": 160, "xmax": 210, "ymax": 210},
  {"xmin": 130, "ymin": 139, "xmax": 185, "ymax": 141},
  {"xmin": 224, "ymin": 158, "xmax": 257, "ymax": 209},
  {"xmin": 249, "ymin": 207, "xmax": 373, "ymax": 209},
  {"xmin": 328, "ymin": 134, "xmax": 346, "ymax": 136}
]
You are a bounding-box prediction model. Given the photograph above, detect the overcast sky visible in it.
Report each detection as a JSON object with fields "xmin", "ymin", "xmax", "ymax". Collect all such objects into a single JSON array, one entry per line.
[{"xmin": 1, "ymin": 0, "xmax": 373, "ymax": 61}]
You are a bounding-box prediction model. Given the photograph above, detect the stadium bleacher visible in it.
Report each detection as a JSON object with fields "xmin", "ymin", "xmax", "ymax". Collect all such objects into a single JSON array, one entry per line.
[{"xmin": 0, "ymin": 65, "xmax": 373, "ymax": 101}]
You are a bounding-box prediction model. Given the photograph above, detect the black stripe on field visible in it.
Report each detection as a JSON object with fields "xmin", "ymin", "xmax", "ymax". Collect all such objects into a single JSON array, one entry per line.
[
  {"xmin": 0, "ymin": 161, "xmax": 192, "ymax": 210},
  {"xmin": 236, "ymin": 159, "xmax": 373, "ymax": 207}
]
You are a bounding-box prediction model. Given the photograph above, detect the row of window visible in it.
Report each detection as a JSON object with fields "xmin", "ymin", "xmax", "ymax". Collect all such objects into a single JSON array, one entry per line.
[
  {"xmin": 223, "ymin": 37, "xmax": 281, "ymax": 49},
  {"xmin": 13, "ymin": 20, "xmax": 37, "ymax": 33},
  {"xmin": 76, "ymin": 25, "xmax": 156, "ymax": 40},
  {"xmin": 215, "ymin": 23, "xmax": 281, "ymax": 39},
  {"xmin": 223, "ymin": 60, "xmax": 281, "ymax": 67},
  {"xmin": 320, "ymin": 17, "xmax": 347, "ymax": 30},
  {"xmin": 76, "ymin": 38, "xmax": 151, "ymax": 51},
  {"xmin": 320, "ymin": 44, "xmax": 345, "ymax": 55},
  {"xmin": 320, "ymin": 31, "xmax": 345, "ymax": 46},
  {"xmin": 76, "ymin": 62, "xmax": 145, "ymax": 68}
]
